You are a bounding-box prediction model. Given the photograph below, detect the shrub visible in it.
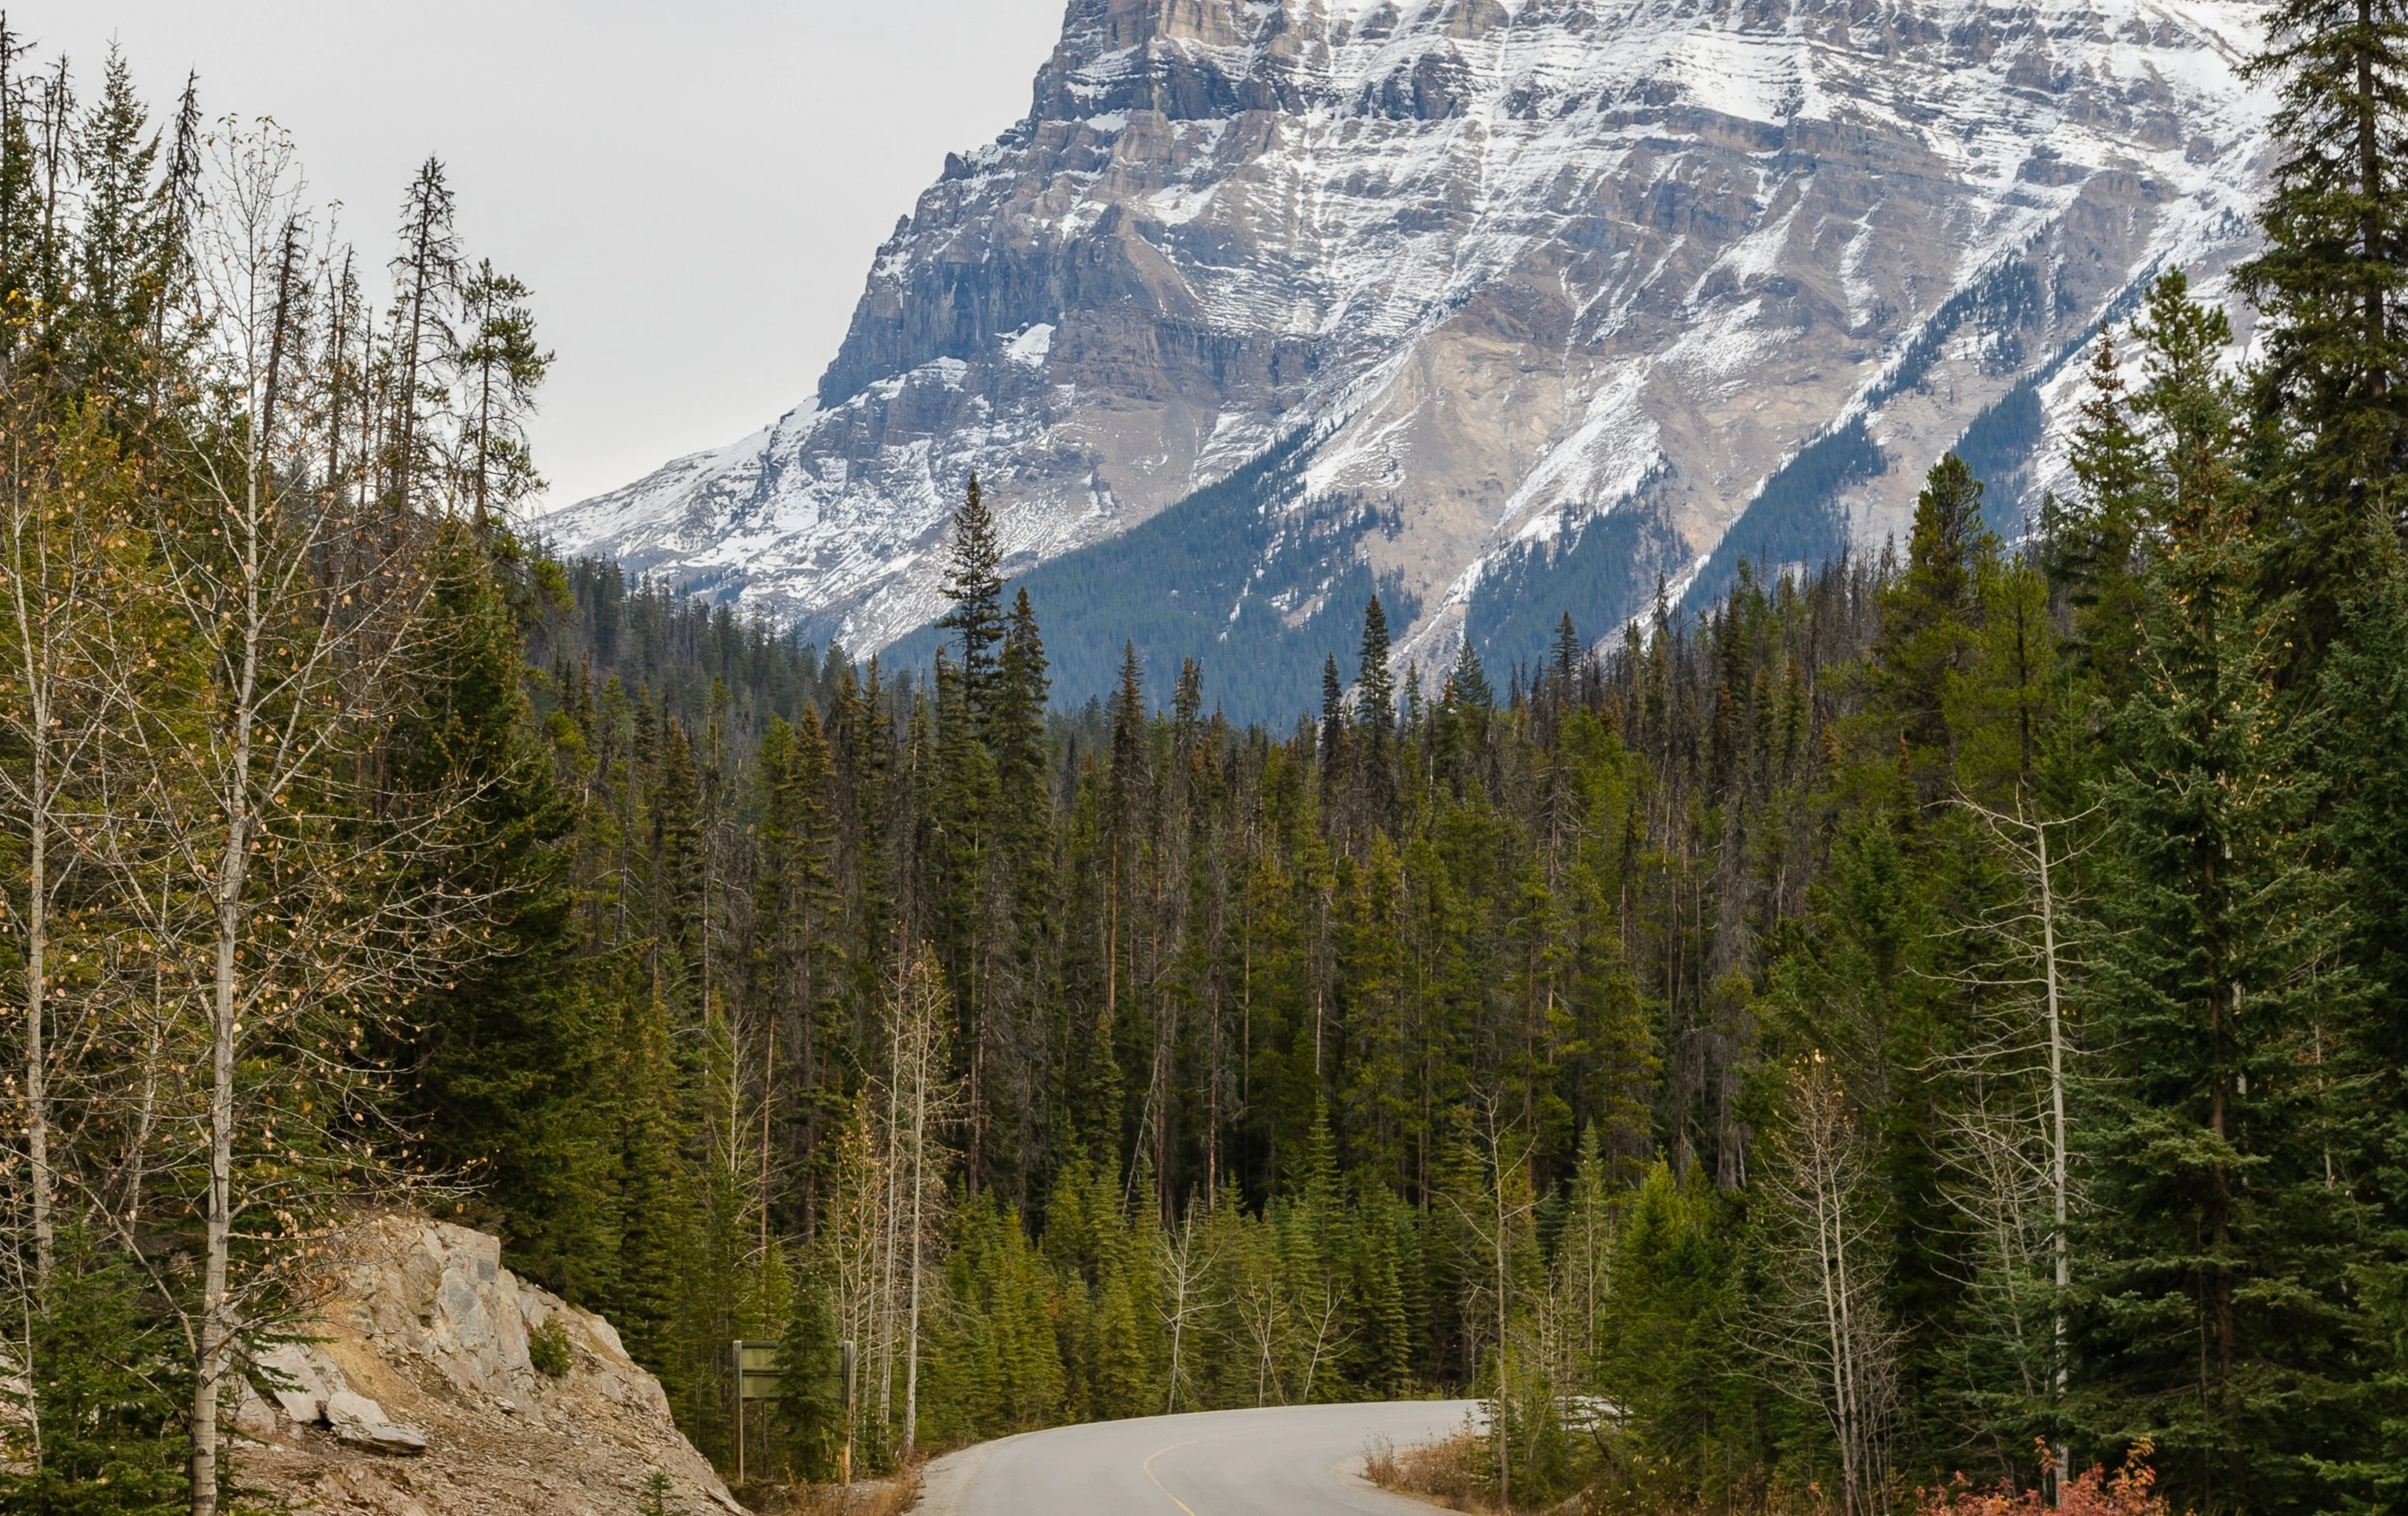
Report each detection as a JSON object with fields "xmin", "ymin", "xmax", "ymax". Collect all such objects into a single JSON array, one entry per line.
[
  {"xmin": 1365, "ymin": 1430, "xmax": 1484, "ymax": 1512},
  {"xmin": 528, "ymin": 1315, "xmax": 573, "ymax": 1378},
  {"xmin": 1918, "ymin": 1440, "xmax": 2177, "ymax": 1516}
]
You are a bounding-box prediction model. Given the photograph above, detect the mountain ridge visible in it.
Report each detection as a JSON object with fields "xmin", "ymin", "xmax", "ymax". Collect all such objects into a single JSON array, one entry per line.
[{"xmin": 540, "ymin": 0, "xmax": 2270, "ymax": 714}]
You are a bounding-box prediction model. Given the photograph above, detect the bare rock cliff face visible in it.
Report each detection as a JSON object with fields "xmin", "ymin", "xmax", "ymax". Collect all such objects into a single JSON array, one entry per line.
[
  {"xmin": 235, "ymin": 1215, "xmax": 738, "ymax": 1516},
  {"xmin": 544, "ymin": 0, "xmax": 2267, "ymax": 712}
]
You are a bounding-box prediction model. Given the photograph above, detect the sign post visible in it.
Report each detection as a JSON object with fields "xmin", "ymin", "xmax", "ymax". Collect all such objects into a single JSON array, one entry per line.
[{"xmin": 731, "ymin": 1340, "xmax": 781, "ymax": 1485}]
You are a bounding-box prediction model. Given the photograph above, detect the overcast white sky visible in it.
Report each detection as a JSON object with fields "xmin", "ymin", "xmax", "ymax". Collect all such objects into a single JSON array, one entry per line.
[{"xmin": 19, "ymin": 1, "xmax": 1068, "ymax": 505}]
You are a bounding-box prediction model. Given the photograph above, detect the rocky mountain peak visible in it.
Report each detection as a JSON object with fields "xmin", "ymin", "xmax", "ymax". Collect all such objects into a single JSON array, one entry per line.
[{"xmin": 542, "ymin": 0, "xmax": 2270, "ymax": 718}]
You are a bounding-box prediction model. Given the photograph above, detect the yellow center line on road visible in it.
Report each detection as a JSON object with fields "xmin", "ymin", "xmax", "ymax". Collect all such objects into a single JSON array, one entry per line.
[{"xmin": 1143, "ymin": 1438, "xmax": 1207, "ymax": 1516}]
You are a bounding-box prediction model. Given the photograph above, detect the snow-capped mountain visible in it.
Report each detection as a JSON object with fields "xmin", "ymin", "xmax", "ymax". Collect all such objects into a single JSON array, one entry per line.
[{"xmin": 543, "ymin": 0, "xmax": 2269, "ymax": 710}]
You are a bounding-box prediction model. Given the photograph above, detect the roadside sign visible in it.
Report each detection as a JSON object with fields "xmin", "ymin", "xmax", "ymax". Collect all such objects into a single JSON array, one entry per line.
[{"xmin": 732, "ymin": 1340, "xmax": 781, "ymax": 1402}]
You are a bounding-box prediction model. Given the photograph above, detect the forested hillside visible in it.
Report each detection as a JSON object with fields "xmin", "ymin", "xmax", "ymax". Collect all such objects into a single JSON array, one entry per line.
[{"xmin": 5, "ymin": 13, "xmax": 2408, "ymax": 1516}]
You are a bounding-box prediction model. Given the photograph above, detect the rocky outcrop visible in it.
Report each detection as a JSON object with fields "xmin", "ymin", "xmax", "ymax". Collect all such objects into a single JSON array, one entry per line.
[
  {"xmin": 545, "ymin": 0, "xmax": 2270, "ymax": 706},
  {"xmin": 235, "ymin": 1214, "xmax": 738, "ymax": 1516}
]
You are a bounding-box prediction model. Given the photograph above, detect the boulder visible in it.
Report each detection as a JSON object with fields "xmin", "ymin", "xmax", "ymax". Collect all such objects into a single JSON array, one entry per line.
[
  {"xmin": 234, "ymin": 1381, "xmax": 279, "ymax": 1438},
  {"xmin": 255, "ymin": 1340, "xmax": 348, "ymax": 1424},
  {"xmin": 325, "ymin": 1390, "xmax": 429, "ymax": 1457},
  {"xmin": 333, "ymin": 1419, "xmax": 430, "ymax": 1456}
]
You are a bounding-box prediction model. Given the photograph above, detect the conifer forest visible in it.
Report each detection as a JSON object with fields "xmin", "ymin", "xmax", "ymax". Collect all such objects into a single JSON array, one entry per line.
[{"xmin": 4, "ymin": 12, "xmax": 2408, "ymax": 1516}]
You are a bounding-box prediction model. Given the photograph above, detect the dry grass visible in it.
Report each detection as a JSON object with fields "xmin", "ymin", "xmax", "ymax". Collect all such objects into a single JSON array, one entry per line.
[
  {"xmin": 1365, "ymin": 1430, "xmax": 1492, "ymax": 1512},
  {"xmin": 744, "ymin": 1465, "xmax": 921, "ymax": 1516}
]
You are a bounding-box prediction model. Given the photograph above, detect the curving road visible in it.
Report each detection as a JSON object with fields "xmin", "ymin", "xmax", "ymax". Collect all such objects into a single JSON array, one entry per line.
[{"xmin": 917, "ymin": 1401, "xmax": 1483, "ymax": 1516}]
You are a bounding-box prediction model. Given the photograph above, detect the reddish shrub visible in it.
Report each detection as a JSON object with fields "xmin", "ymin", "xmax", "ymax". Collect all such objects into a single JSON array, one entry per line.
[{"xmin": 1918, "ymin": 1440, "xmax": 2178, "ymax": 1516}]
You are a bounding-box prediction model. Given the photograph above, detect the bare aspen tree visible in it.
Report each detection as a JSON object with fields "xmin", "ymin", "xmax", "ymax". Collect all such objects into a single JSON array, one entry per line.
[
  {"xmin": 0, "ymin": 404, "xmax": 135, "ymax": 1284},
  {"xmin": 1754, "ymin": 1056, "xmax": 1902, "ymax": 1516},
  {"xmin": 1959, "ymin": 798, "xmax": 2081, "ymax": 1369},
  {"xmin": 819, "ymin": 1094, "xmax": 887, "ymax": 1477},
  {"xmin": 1933, "ymin": 792, "xmax": 2089, "ymax": 1477},
  {"xmin": 885, "ymin": 943, "xmax": 957, "ymax": 1458},
  {"xmin": 874, "ymin": 937, "xmax": 907, "ymax": 1435},
  {"xmin": 1229, "ymin": 1218, "xmax": 1288, "ymax": 1406},
  {"xmin": 1291, "ymin": 1260, "xmax": 1353, "ymax": 1407},
  {"xmin": 1442, "ymin": 1089, "xmax": 1537, "ymax": 1510},
  {"xmin": 1154, "ymin": 1205, "xmax": 1220, "ymax": 1414},
  {"xmin": 137, "ymin": 122, "xmax": 500, "ymax": 1516}
]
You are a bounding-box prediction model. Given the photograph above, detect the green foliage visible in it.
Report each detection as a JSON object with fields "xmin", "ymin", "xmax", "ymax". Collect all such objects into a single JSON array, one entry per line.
[
  {"xmin": 637, "ymin": 1470, "xmax": 675, "ymax": 1516},
  {"xmin": 528, "ymin": 1316, "xmax": 575, "ymax": 1378},
  {"xmin": 2071, "ymin": 274, "xmax": 2380, "ymax": 1512},
  {"xmin": 774, "ymin": 1254, "xmax": 845, "ymax": 1479},
  {"xmin": 0, "ymin": 1227, "xmax": 191, "ymax": 1516},
  {"xmin": 1593, "ymin": 1165, "xmax": 1749, "ymax": 1501},
  {"xmin": 2239, "ymin": 0, "xmax": 2408, "ymax": 653}
]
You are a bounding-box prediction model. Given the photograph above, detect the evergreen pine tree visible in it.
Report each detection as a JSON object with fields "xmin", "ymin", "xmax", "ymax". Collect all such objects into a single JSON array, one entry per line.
[
  {"xmin": 455, "ymin": 260, "xmax": 552, "ymax": 526},
  {"xmin": 0, "ymin": 24, "xmax": 46, "ymax": 317},
  {"xmin": 1356, "ymin": 596, "xmax": 1395, "ymax": 736},
  {"xmin": 1339, "ymin": 834, "xmax": 1411, "ymax": 1186},
  {"xmin": 1448, "ymin": 637, "xmax": 1494, "ymax": 712},
  {"xmin": 64, "ymin": 48, "xmax": 160, "ymax": 398},
  {"xmin": 611, "ymin": 961, "xmax": 700, "ymax": 1397},
  {"xmin": 995, "ymin": 588, "xmax": 1054, "ymax": 812},
  {"xmin": 400, "ymin": 526, "xmax": 612, "ymax": 1299},
  {"xmin": 0, "ymin": 1224, "xmax": 190, "ymax": 1515},
  {"xmin": 2075, "ymin": 274, "xmax": 2379, "ymax": 1512},
  {"xmin": 386, "ymin": 156, "xmax": 463, "ymax": 514},
  {"xmin": 2046, "ymin": 333, "xmax": 2152, "ymax": 705},
  {"xmin": 2318, "ymin": 542, "xmax": 2408, "ymax": 1245},
  {"xmin": 1550, "ymin": 612, "xmax": 1582, "ymax": 708},
  {"xmin": 775, "ymin": 1248, "xmax": 844, "ymax": 1480},
  {"xmin": 1874, "ymin": 454, "xmax": 1996, "ymax": 798},
  {"xmin": 754, "ymin": 707, "xmax": 845, "ymax": 1234},
  {"xmin": 1320, "ymin": 654, "xmax": 1346, "ymax": 761},
  {"xmin": 939, "ymin": 475, "xmax": 1007, "ymax": 723},
  {"xmin": 2240, "ymin": 0, "xmax": 2408, "ymax": 649}
]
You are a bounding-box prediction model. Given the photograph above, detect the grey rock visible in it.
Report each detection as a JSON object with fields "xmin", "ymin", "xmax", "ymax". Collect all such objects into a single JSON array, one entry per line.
[
  {"xmin": 323, "ymin": 1389, "xmax": 387, "ymax": 1427},
  {"xmin": 255, "ymin": 1341, "xmax": 348, "ymax": 1425},
  {"xmin": 0, "ymin": 1347, "xmax": 28, "ymax": 1428},
  {"xmin": 331, "ymin": 1418, "xmax": 430, "ymax": 1456},
  {"xmin": 234, "ymin": 1381, "xmax": 279, "ymax": 1438},
  {"xmin": 325, "ymin": 1389, "xmax": 429, "ymax": 1457}
]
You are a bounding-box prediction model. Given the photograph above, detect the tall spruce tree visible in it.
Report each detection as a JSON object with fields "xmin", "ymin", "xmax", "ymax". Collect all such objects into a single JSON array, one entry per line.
[
  {"xmin": 400, "ymin": 526, "xmax": 614, "ymax": 1297},
  {"xmin": 1874, "ymin": 453, "xmax": 1995, "ymax": 799},
  {"xmin": 386, "ymin": 156, "xmax": 461, "ymax": 513},
  {"xmin": 2242, "ymin": 0, "xmax": 2408, "ymax": 646},
  {"xmin": 1356, "ymin": 595, "xmax": 1395, "ymax": 736},
  {"xmin": 63, "ymin": 49, "xmax": 161, "ymax": 400},
  {"xmin": 2046, "ymin": 333, "xmax": 2152, "ymax": 706},
  {"xmin": 1550, "ymin": 612, "xmax": 1582, "ymax": 709},
  {"xmin": 455, "ymin": 260, "xmax": 552, "ymax": 526},
  {"xmin": 2075, "ymin": 275, "xmax": 2379, "ymax": 1513},
  {"xmin": 2241, "ymin": 0, "xmax": 2408, "ymax": 1433},
  {"xmin": 939, "ymin": 475, "xmax": 1007, "ymax": 723},
  {"xmin": 754, "ymin": 707, "xmax": 845, "ymax": 1234}
]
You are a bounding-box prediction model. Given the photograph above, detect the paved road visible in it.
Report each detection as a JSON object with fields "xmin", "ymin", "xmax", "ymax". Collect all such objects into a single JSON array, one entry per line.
[{"xmin": 919, "ymin": 1401, "xmax": 1483, "ymax": 1516}]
